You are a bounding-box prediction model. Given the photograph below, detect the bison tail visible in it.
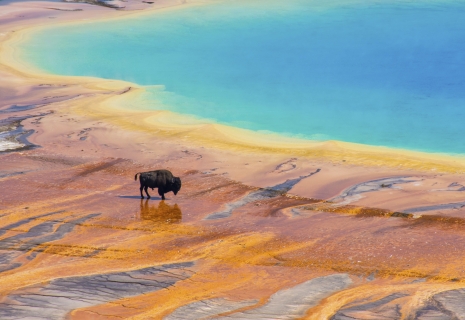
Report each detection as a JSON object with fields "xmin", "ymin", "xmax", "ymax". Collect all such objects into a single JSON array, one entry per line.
[{"xmin": 135, "ymin": 173, "xmax": 140, "ymax": 181}]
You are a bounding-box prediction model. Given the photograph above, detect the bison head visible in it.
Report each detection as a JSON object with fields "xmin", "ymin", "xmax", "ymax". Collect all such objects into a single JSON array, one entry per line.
[{"xmin": 172, "ymin": 177, "xmax": 182, "ymax": 195}]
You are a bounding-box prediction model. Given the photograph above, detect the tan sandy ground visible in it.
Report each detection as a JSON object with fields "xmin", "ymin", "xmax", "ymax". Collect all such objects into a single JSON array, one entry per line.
[{"xmin": 2, "ymin": 1, "xmax": 465, "ymax": 319}]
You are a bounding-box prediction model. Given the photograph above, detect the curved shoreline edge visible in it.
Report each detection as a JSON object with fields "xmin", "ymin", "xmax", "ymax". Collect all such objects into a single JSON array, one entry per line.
[{"xmin": 2, "ymin": 0, "xmax": 465, "ymax": 174}]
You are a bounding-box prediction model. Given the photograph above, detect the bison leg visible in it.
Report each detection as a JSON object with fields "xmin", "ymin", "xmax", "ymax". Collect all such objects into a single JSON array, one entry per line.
[
  {"xmin": 158, "ymin": 189, "xmax": 165, "ymax": 200},
  {"xmin": 140, "ymin": 185, "xmax": 144, "ymax": 199},
  {"xmin": 144, "ymin": 186, "xmax": 151, "ymax": 199}
]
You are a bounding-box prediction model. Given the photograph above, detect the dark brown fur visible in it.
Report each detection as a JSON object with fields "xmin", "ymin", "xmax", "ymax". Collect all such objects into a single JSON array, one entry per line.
[{"xmin": 135, "ymin": 169, "xmax": 181, "ymax": 200}]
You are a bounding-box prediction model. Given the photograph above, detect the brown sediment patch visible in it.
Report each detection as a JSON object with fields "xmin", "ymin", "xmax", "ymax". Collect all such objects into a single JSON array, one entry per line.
[
  {"xmin": 25, "ymin": 154, "xmax": 84, "ymax": 166},
  {"xmin": 46, "ymin": 7, "xmax": 84, "ymax": 11},
  {"xmin": 303, "ymin": 202, "xmax": 465, "ymax": 232},
  {"xmin": 187, "ymin": 180, "xmax": 245, "ymax": 198},
  {"xmin": 74, "ymin": 158, "xmax": 128, "ymax": 177},
  {"xmin": 303, "ymin": 202, "xmax": 409, "ymax": 218}
]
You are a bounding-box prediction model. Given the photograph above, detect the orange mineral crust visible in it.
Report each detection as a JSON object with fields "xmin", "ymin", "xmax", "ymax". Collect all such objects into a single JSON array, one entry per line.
[
  {"xmin": 2, "ymin": 146, "xmax": 465, "ymax": 319},
  {"xmin": 3, "ymin": 0, "xmax": 465, "ymax": 319}
]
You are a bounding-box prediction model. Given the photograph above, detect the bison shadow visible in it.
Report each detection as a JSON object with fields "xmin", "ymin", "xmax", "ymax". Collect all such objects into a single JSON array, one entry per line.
[
  {"xmin": 118, "ymin": 195, "xmax": 163, "ymax": 200},
  {"xmin": 139, "ymin": 199, "xmax": 182, "ymax": 224}
]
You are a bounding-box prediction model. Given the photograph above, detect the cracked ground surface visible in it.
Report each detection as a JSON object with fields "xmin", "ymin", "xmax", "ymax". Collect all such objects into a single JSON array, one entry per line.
[{"xmin": 0, "ymin": 262, "xmax": 195, "ymax": 319}]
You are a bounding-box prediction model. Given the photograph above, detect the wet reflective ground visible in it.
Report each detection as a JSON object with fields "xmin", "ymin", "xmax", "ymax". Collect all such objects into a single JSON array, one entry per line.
[
  {"xmin": 140, "ymin": 200, "xmax": 182, "ymax": 224},
  {"xmin": 2, "ymin": 148, "xmax": 465, "ymax": 319}
]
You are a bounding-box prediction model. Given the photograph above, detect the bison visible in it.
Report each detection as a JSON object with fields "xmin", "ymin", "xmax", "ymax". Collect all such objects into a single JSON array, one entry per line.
[{"xmin": 135, "ymin": 169, "xmax": 181, "ymax": 200}]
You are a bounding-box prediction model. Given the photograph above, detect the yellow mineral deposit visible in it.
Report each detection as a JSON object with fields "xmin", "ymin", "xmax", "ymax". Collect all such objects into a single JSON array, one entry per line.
[{"xmin": 2, "ymin": 0, "xmax": 465, "ymax": 319}]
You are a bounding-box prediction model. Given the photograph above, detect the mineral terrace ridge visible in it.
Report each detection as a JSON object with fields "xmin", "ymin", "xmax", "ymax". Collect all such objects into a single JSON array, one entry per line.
[{"xmin": 2, "ymin": 0, "xmax": 465, "ymax": 319}]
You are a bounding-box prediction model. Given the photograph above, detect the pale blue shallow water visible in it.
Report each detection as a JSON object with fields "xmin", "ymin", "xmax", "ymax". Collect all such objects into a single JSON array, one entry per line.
[{"xmin": 20, "ymin": 0, "xmax": 465, "ymax": 154}]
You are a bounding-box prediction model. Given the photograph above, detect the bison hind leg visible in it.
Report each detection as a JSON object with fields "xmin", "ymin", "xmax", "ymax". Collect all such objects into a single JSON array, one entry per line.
[{"xmin": 144, "ymin": 186, "xmax": 151, "ymax": 199}]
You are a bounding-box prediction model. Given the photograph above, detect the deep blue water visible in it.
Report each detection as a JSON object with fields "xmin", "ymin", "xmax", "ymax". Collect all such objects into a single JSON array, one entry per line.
[{"xmin": 20, "ymin": 0, "xmax": 465, "ymax": 154}]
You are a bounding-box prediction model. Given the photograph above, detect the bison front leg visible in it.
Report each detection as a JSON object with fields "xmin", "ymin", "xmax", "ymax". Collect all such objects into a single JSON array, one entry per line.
[
  {"xmin": 158, "ymin": 188, "xmax": 165, "ymax": 200},
  {"xmin": 144, "ymin": 186, "xmax": 151, "ymax": 199}
]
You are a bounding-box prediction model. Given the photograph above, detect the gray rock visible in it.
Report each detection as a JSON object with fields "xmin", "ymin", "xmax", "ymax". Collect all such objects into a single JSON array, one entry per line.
[
  {"xmin": 205, "ymin": 169, "xmax": 320, "ymax": 220},
  {"xmin": 0, "ymin": 262, "xmax": 195, "ymax": 320},
  {"xmin": 332, "ymin": 293, "xmax": 408, "ymax": 320},
  {"xmin": 0, "ymin": 211, "xmax": 92, "ymax": 274},
  {"xmin": 330, "ymin": 177, "xmax": 418, "ymax": 205},
  {"xmin": 404, "ymin": 201, "xmax": 465, "ymax": 214},
  {"xmin": 431, "ymin": 289, "xmax": 465, "ymax": 319},
  {"xmin": 217, "ymin": 273, "xmax": 352, "ymax": 319},
  {"xmin": 164, "ymin": 298, "xmax": 258, "ymax": 320}
]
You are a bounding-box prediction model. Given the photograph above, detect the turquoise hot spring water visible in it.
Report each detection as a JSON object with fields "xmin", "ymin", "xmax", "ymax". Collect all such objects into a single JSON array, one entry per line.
[{"xmin": 20, "ymin": 0, "xmax": 465, "ymax": 154}]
